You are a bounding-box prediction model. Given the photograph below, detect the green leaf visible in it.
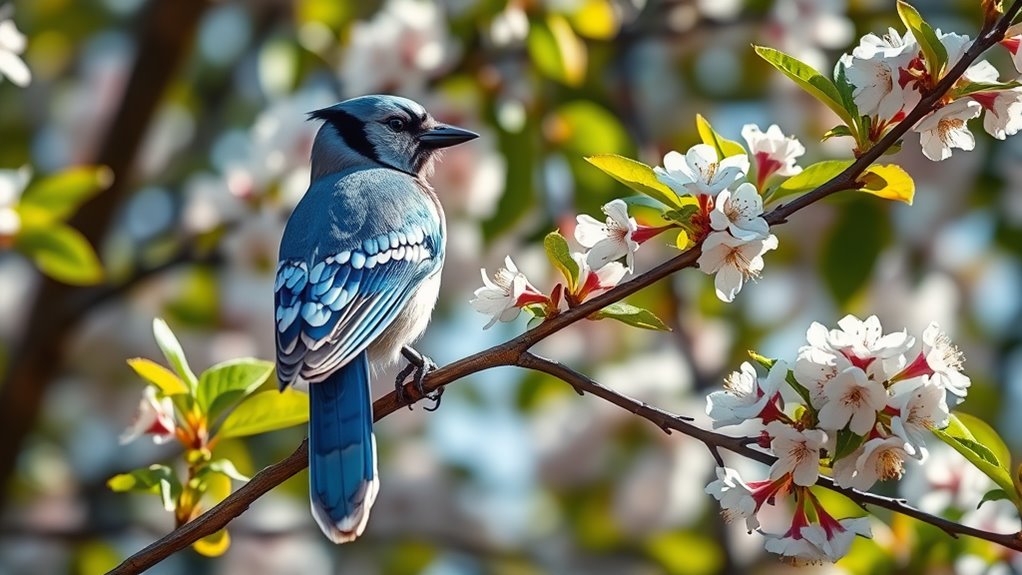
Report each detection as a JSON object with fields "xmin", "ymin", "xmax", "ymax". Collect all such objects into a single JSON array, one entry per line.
[
  {"xmin": 955, "ymin": 413, "xmax": 1013, "ymax": 478},
  {"xmin": 832, "ymin": 59, "xmax": 861, "ymax": 136},
  {"xmin": 152, "ymin": 318, "xmax": 198, "ymax": 391},
  {"xmin": 978, "ymin": 488, "xmax": 1010, "ymax": 509},
  {"xmin": 126, "ymin": 358, "xmax": 189, "ymax": 396},
  {"xmin": 197, "ymin": 358, "xmax": 275, "ymax": 421},
  {"xmin": 832, "ymin": 429, "xmax": 867, "ymax": 462},
  {"xmin": 695, "ymin": 114, "xmax": 746, "ymax": 159},
  {"xmin": 216, "ymin": 388, "xmax": 310, "ymax": 440},
  {"xmin": 544, "ymin": 231, "xmax": 580, "ymax": 290},
  {"xmin": 822, "ymin": 125, "xmax": 855, "ymax": 141},
  {"xmin": 584, "ymin": 154, "xmax": 690, "ymax": 208},
  {"xmin": 207, "ymin": 459, "xmax": 250, "ymax": 482},
  {"xmin": 857, "ymin": 164, "xmax": 915, "ymax": 205},
  {"xmin": 591, "ymin": 302, "xmax": 670, "ymax": 331},
  {"xmin": 19, "ymin": 166, "xmax": 113, "ymax": 222},
  {"xmin": 950, "ymin": 80, "xmax": 1022, "ymax": 99},
  {"xmin": 774, "ymin": 160, "xmax": 854, "ymax": 201},
  {"xmin": 932, "ymin": 414, "xmax": 1019, "ymax": 508},
  {"xmin": 107, "ymin": 464, "xmax": 180, "ymax": 512},
  {"xmin": 754, "ymin": 46, "xmax": 856, "ymax": 128},
  {"xmin": 819, "ymin": 197, "xmax": 890, "ymax": 306},
  {"xmin": 785, "ymin": 372, "xmax": 816, "ymax": 416},
  {"xmin": 527, "ymin": 13, "xmax": 587, "ymax": 86},
  {"xmin": 897, "ymin": 1, "xmax": 948, "ymax": 78},
  {"xmin": 14, "ymin": 224, "xmax": 104, "ymax": 285}
]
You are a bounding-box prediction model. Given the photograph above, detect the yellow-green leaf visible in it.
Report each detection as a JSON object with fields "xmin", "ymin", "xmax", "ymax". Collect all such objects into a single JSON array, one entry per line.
[
  {"xmin": 695, "ymin": 114, "xmax": 746, "ymax": 159},
  {"xmin": 857, "ymin": 164, "xmax": 915, "ymax": 205},
  {"xmin": 14, "ymin": 224, "xmax": 104, "ymax": 285},
  {"xmin": 19, "ymin": 166, "xmax": 113, "ymax": 222},
  {"xmin": 193, "ymin": 529, "xmax": 230, "ymax": 557},
  {"xmin": 216, "ymin": 388, "xmax": 309, "ymax": 439},
  {"xmin": 569, "ymin": 0, "xmax": 619, "ymax": 40},
  {"xmin": 127, "ymin": 358, "xmax": 189, "ymax": 396},
  {"xmin": 528, "ymin": 13, "xmax": 587, "ymax": 86},
  {"xmin": 754, "ymin": 46, "xmax": 856, "ymax": 128},
  {"xmin": 197, "ymin": 358, "xmax": 275, "ymax": 421},
  {"xmin": 584, "ymin": 154, "xmax": 688, "ymax": 208},
  {"xmin": 152, "ymin": 318, "xmax": 198, "ymax": 390},
  {"xmin": 897, "ymin": 1, "xmax": 947, "ymax": 78},
  {"xmin": 544, "ymin": 231, "xmax": 580, "ymax": 290},
  {"xmin": 675, "ymin": 229, "xmax": 689, "ymax": 250},
  {"xmin": 931, "ymin": 413, "xmax": 1020, "ymax": 510},
  {"xmin": 774, "ymin": 160, "xmax": 854, "ymax": 201},
  {"xmin": 591, "ymin": 302, "xmax": 670, "ymax": 331}
]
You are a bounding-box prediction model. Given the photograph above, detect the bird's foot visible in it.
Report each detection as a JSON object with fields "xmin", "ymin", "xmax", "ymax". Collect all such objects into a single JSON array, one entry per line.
[{"xmin": 395, "ymin": 346, "xmax": 443, "ymax": 411}]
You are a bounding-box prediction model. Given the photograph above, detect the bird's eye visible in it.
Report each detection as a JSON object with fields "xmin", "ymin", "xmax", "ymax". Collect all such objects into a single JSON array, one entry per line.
[{"xmin": 387, "ymin": 118, "xmax": 406, "ymax": 132}]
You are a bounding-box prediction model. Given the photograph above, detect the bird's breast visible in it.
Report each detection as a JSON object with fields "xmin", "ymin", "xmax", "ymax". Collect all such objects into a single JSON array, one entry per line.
[{"xmin": 367, "ymin": 270, "xmax": 443, "ymax": 366}]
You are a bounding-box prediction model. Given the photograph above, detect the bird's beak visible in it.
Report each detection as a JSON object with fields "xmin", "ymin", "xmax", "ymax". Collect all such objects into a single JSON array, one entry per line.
[{"xmin": 418, "ymin": 125, "xmax": 479, "ymax": 148}]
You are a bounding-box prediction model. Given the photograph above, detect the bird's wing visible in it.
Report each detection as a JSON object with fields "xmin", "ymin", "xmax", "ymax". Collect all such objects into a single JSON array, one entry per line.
[{"xmin": 274, "ymin": 222, "xmax": 440, "ymax": 387}]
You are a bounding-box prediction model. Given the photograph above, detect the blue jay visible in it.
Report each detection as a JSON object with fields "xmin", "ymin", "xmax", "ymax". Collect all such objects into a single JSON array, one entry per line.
[{"xmin": 274, "ymin": 95, "xmax": 477, "ymax": 543}]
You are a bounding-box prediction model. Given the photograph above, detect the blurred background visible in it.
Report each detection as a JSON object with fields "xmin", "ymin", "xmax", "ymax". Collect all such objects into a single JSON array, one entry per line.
[{"xmin": 1, "ymin": 0, "xmax": 1021, "ymax": 573}]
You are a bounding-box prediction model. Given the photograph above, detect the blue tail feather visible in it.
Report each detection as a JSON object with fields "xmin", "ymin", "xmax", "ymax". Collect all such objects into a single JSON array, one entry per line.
[{"xmin": 308, "ymin": 351, "xmax": 378, "ymax": 543}]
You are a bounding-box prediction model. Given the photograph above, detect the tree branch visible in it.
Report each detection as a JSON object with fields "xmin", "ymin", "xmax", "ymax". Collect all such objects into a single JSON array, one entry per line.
[
  {"xmin": 516, "ymin": 352, "xmax": 1022, "ymax": 551},
  {"xmin": 108, "ymin": 4, "xmax": 1022, "ymax": 573}
]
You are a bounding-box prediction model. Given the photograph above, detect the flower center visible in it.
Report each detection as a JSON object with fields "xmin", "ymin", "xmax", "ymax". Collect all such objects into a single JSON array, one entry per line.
[
  {"xmin": 842, "ymin": 386, "xmax": 866, "ymax": 407},
  {"xmin": 723, "ymin": 372, "xmax": 751, "ymax": 397},
  {"xmin": 494, "ymin": 268, "xmax": 516, "ymax": 292},
  {"xmin": 704, "ymin": 161, "xmax": 719, "ymax": 183},
  {"xmin": 934, "ymin": 331, "xmax": 964, "ymax": 371},
  {"xmin": 876, "ymin": 448, "xmax": 905, "ymax": 481},
  {"xmin": 724, "ymin": 246, "xmax": 757, "ymax": 278},
  {"xmin": 787, "ymin": 441, "xmax": 814, "ymax": 466},
  {"xmin": 937, "ymin": 117, "xmax": 965, "ymax": 145}
]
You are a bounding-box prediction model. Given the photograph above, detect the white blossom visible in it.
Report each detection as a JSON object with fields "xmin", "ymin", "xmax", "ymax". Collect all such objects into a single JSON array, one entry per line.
[
  {"xmin": 801, "ymin": 516, "xmax": 873, "ymax": 562},
  {"xmin": 470, "ymin": 256, "xmax": 543, "ymax": 329},
  {"xmin": 574, "ymin": 199, "xmax": 639, "ymax": 271},
  {"xmin": 705, "ymin": 467, "xmax": 760, "ymax": 531},
  {"xmin": 706, "ymin": 360, "xmax": 785, "ymax": 428},
  {"xmin": 1002, "ymin": 35, "xmax": 1022, "ymax": 74},
  {"xmin": 0, "ymin": 165, "xmax": 30, "ymax": 238},
  {"xmin": 697, "ymin": 231, "xmax": 778, "ymax": 303},
  {"xmin": 741, "ymin": 124, "xmax": 805, "ymax": 188},
  {"xmin": 708, "ymin": 182, "xmax": 769, "ymax": 240},
  {"xmin": 571, "ymin": 251, "xmax": 627, "ymax": 299},
  {"xmin": 939, "ymin": 29, "xmax": 973, "ymax": 71},
  {"xmin": 972, "ymin": 88, "xmax": 1022, "ymax": 141},
  {"xmin": 921, "ymin": 321, "xmax": 971, "ymax": 403},
  {"xmin": 766, "ymin": 421, "xmax": 827, "ymax": 486},
  {"xmin": 914, "ymin": 99, "xmax": 982, "ymax": 162},
  {"xmin": 654, "ymin": 144, "xmax": 749, "ymax": 198},
  {"xmin": 0, "ymin": 12, "xmax": 31, "ymax": 87},
  {"xmin": 832, "ymin": 436, "xmax": 909, "ymax": 490},
  {"xmin": 339, "ymin": 0, "xmax": 457, "ymax": 97},
  {"xmin": 764, "ymin": 531, "xmax": 828, "ymax": 564},
  {"xmin": 120, "ymin": 386, "xmax": 177, "ymax": 445},
  {"xmin": 888, "ymin": 376, "xmax": 949, "ymax": 460},
  {"xmin": 816, "ymin": 367, "xmax": 887, "ymax": 435},
  {"xmin": 843, "ymin": 28, "xmax": 919, "ymax": 120},
  {"xmin": 826, "ymin": 314, "xmax": 915, "ymax": 366}
]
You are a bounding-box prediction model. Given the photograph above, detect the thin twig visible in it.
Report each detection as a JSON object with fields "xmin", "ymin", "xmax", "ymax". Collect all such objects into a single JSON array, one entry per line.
[
  {"xmin": 108, "ymin": 4, "xmax": 1022, "ymax": 573},
  {"xmin": 517, "ymin": 352, "xmax": 1022, "ymax": 551}
]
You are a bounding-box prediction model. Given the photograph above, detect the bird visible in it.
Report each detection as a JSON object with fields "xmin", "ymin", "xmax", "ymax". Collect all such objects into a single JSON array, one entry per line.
[{"xmin": 273, "ymin": 95, "xmax": 477, "ymax": 543}]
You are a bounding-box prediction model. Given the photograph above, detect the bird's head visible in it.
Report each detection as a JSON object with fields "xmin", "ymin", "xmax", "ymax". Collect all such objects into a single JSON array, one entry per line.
[{"xmin": 308, "ymin": 95, "xmax": 478, "ymax": 180}]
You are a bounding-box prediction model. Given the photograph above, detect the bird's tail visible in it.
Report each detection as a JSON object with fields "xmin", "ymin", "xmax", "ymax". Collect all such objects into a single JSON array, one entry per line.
[{"xmin": 308, "ymin": 351, "xmax": 378, "ymax": 543}]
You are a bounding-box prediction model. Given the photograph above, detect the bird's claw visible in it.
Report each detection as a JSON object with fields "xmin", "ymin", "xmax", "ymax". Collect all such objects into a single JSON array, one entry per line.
[{"xmin": 395, "ymin": 346, "xmax": 443, "ymax": 411}]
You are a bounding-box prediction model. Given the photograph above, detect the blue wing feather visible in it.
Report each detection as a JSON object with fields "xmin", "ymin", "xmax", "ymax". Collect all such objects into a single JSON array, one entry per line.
[{"xmin": 274, "ymin": 220, "xmax": 440, "ymax": 387}]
